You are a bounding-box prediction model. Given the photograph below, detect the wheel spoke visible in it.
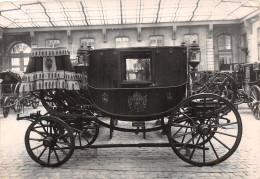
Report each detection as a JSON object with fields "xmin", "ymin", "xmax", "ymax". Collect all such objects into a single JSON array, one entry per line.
[
  {"xmin": 47, "ymin": 149, "xmax": 52, "ymax": 164},
  {"xmin": 212, "ymin": 135, "xmax": 231, "ymax": 150},
  {"xmin": 173, "ymin": 131, "xmax": 194, "ymax": 139},
  {"xmin": 39, "ymin": 121, "xmax": 48, "ymax": 134},
  {"xmin": 37, "ymin": 146, "xmax": 47, "ymax": 159},
  {"xmin": 31, "ymin": 129, "xmax": 46, "ymax": 137},
  {"xmin": 29, "ymin": 138, "xmax": 44, "ymax": 142},
  {"xmin": 181, "ymin": 127, "xmax": 188, "ymax": 143},
  {"xmin": 55, "ymin": 144, "xmax": 68, "ymax": 156},
  {"xmin": 211, "ymin": 122, "xmax": 237, "ymax": 128},
  {"xmin": 209, "ymin": 139, "xmax": 219, "ymax": 159},
  {"xmin": 203, "ymin": 135, "xmax": 205, "ymax": 164},
  {"xmin": 81, "ymin": 135, "xmax": 90, "ymax": 144},
  {"xmin": 171, "ymin": 122, "xmax": 193, "ymax": 128},
  {"xmin": 53, "ymin": 149, "xmax": 60, "ymax": 162},
  {"xmin": 212, "ymin": 130, "xmax": 237, "ymax": 138},
  {"xmin": 178, "ymin": 133, "xmax": 199, "ymax": 152},
  {"xmin": 32, "ymin": 144, "xmax": 44, "ymax": 150},
  {"xmin": 172, "ymin": 122, "xmax": 187, "ymax": 137},
  {"xmin": 189, "ymin": 134, "xmax": 201, "ymax": 160}
]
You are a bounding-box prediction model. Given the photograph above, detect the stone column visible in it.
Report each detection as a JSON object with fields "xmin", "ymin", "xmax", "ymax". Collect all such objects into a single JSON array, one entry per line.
[
  {"xmin": 0, "ymin": 27, "xmax": 2, "ymax": 71},
  {"xmin": 207, "ymin": 24, "xmax": 214, "ymax": 70}
]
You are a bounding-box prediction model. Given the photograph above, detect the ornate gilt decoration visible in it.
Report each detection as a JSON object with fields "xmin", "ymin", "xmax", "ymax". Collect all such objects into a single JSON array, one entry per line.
[
  {"xmin": 102, "ymin": 92, "xmax": 109, "ymax": 105},
  {"xmin": 128, "ymin": 92, "xmax": 147, "ymax": 112},
  {"xmin": 45, "ymin": 57, "xmax": 53, "ymax": 70}
]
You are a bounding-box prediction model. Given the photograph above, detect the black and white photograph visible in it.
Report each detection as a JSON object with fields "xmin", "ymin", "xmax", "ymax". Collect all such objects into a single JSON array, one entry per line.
[{"xmin": 0, "ymin": 0, "xmax": 259, "ymax": 178}]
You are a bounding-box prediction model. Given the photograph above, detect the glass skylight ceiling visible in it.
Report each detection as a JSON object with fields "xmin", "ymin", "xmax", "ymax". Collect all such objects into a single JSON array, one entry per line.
[{"xmin": 0, "ymin": 0, "xmax": 259, "ymax": 28}]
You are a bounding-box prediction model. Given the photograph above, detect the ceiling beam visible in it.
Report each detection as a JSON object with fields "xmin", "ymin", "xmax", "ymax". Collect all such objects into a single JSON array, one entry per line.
[
  {"xmin": 172, "ymin": 0, "xmax": 181, "ymax": 22},
  {"xmin": 60, "ymin": 2, "xmax": 72, "ymax": 26},
  {"xmin": 0, "ymin": 14, "xmax": 21, "ymax": 28},
  {"xmin": 120, "ymin": 0, "xmax": 123, "ymax": 24},
  {"xmin": 38, "ymin": 2, "xmax": 54, "ymax": 27},
  {"xmin": 240, "ymin": 9, "xmax": 260, "ymax": 22},
  {"xmin": 10, "ymin": 2, "xmax": 38, "ymax": 27},
  {"xmin": 3, "ymin": 20, "xmax": 241, "ymax": 34},
  {"xmin": 155, "ymin": 0, "xmax": 162, "ymax": 23},
  {"xmin": 223, "ymin": 1, "xmax": 248, "ymax": 20},
  {"xmin": 189, "ymin": 0, "xmax": 200, "ymax": 21},
  {"xmin": 99, "ymin": 0, "xmax": 106, "ymax": 25},
  {"xmin": 79, "ymin": 1, "xmax": 89, "ymax": 25}
]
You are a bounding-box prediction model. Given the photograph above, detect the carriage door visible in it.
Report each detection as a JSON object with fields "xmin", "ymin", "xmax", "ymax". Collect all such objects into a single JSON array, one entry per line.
[{"xmin": 10, "ymin": 43, "xmax": 31, "ymax": 72}]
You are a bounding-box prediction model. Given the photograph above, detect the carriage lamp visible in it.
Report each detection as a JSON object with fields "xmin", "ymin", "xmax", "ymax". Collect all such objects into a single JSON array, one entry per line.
[
  {"xmin": 76, "ymin": 45, "xmax": 91, "ymax": 66},
  {"xmin": 188, "ymin": 41, "xmax": 201, "ymax": 70}
]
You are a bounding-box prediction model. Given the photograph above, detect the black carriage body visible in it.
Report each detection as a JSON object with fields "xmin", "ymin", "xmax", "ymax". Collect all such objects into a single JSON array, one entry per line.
[
  {"xmin": 241, "ymin": 63, "xmax": 260, "ymax": 95},
  {"xmin": 87, "ymin": 46, "xmax": 187, "ymax": 119},
  {"xmin": 0, "ymin": 71, "xmax": 21, "ymax": 99}
]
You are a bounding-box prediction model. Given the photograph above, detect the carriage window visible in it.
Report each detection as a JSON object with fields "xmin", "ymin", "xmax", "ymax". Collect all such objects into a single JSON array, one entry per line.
[{"xmin": 125, "ymin": 59, "xmax": 151, "ymax": 81}]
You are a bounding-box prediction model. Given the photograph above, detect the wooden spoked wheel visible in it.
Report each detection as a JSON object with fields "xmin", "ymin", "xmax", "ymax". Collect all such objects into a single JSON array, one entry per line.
[
  {"xmin": 32, "ymin": 97, "xmax": 40, "ymax": 109},
  {"xmin": 3, "ymin": 97, "xmax": 10, "ymax": 118},
  {"xmin": 25, "ymin": 116, "xmax": 75, "ymax": 167},
  {"xmin": 248, "ymin": 85, "xmax": 260, "ymax": 120},
  {"xmin": 67, "ymin": 120, "xmax": 99, "ymax": 149},
  {"xmin": 14, "ymin": 100, "xmax": 23, "ymax": 113},
  {"xmin": 195, "ymin": 73, "xmax": 238, "ymax": 103},
  {"xmin": 167, "ymin": 93, "xmax": 242, "ymax": 166}
]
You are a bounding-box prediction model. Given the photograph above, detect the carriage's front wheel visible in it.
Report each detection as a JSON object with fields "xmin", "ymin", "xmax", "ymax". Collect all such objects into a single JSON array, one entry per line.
[
  {"xmin": 25, "ymin": 116, "xmax": 75, "ymax": 167},
  {"xmin": 248, "ymin": 85, "xmax": 260, "ymax": 120},
  {"xmin": 167, "ymin": 93, "xmax": 242, "ymax": 166},
  {"xmin": 32, "ymin": 97, "xmax": 40, "ymax": 109}
]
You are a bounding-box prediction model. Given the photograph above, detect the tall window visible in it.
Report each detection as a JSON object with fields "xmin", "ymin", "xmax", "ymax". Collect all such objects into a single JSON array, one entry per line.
[
  {"xmin": 217, "ymin": 34, "xmax": 232, "ymax": 71},
  {"xmin": 46, "ymin": 39, "xmax": 60, "ymax": 47},
  {"xmin": 81, "ymin": 38, "xmax": 95, "ymax": 49},
  {"xmin": 115, "ymin": 37, "xmax": 129, "ymax": 48},
  {"xmin": 149, "ymin": 36, "xmax": 164, "ymax": 46},
  {"xmin": 184, "ymin": 34, "xmax": 199, "ymax": 46},
  {"xmin": 218, "ymin": 34, "xmax": 231, "ymax": 50},
  {"xmin": 10, "ymin": 43, "xmax": 31, "ymax": 72}
]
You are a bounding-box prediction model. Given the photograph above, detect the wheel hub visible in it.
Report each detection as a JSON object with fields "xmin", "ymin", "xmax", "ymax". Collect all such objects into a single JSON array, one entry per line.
[
  {"xmin": 43, "ymin": 136, "xmax": 55, "ymax": 148},
  {"xmin": 198, "ymin": 124, "xmax": 211, "ymax": 135}
]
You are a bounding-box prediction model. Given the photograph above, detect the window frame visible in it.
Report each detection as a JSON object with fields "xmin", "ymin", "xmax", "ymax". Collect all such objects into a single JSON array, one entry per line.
[{"xmin": 115, "ymin": 37, "xmax": 129, "ymax": 48}]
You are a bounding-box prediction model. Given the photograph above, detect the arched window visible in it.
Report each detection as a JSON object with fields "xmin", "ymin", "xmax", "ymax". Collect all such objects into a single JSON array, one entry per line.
[{"xmin": 10, "ymin": 43, "xmax": 31, "ymax": 72}]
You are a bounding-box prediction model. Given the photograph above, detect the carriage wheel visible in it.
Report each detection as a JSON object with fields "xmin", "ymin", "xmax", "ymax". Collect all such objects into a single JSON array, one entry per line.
[
  {"xmin": 24, "ymin": 99, "xmax": 32, "ymax": 107},
  {"xmin": 248, "ymin": 85, "xmax": 260, "ymax": 120},
  {"xmin": 167, "ymin": 93, "xmax": 242, "ymax": 166},
  {"xmin": 14, "ymin": 100, "xmax": 23, "ymax": 113},
  {"xmin": 32, "ymin": 97, "xmax": 40, "ymax": 109},
  {"xmin": 199, "ymin": 73, "xmax": 237, "ymax": 103},
  {"xmin": 3, "ymin": 97, "xmax": 10, "ymax": 118},
  {"xmin": 25, "ymin": 116, "xmax": 75, "ymax": 167},
  {"xmin": 68, "ymin": 120, "xmax": 99, "ymax": 149}
]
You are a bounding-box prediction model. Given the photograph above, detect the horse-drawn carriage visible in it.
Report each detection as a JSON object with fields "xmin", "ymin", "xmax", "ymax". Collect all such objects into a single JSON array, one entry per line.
[
  {"xmin": 0, "ymin": 70, "xmax": 39, "ymax": 118},
  {"xmin": 17, "ymin": 45, "xmax": 242, "ymax": 167},
  {"xmin": 230, "ymin": 62, "xmax": 260, "ymax": 119}
]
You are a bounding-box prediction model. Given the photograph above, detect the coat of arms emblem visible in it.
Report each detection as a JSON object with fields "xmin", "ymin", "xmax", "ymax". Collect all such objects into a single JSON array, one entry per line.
[
  {"xmin": 128, "ymin": 92, "xmax": 147, "ymax": 112},
  {"xmin": 102, "ymin": 93, "xmax": 109, "ymax": 105}
]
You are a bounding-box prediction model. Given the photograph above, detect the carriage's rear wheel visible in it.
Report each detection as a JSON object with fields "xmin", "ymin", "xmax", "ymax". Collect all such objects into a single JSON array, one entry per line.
[
  {"xmin": 196, "ymin": 73, "xmax": 238, "ymax": 103},
  {"xmin": 67, "ymin": 120, "xmax": 99, "ymax": 148},
  {"xmin": 248, "ymin": 85, "xmax": 260, "ymax": 120},
  {"xmin": 25, "ymin": 116, "xmax": 75, "ymax": 167},
  {"xmin": 167, "ymin": 93, "xmax": 242, "ymax": 166}
]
